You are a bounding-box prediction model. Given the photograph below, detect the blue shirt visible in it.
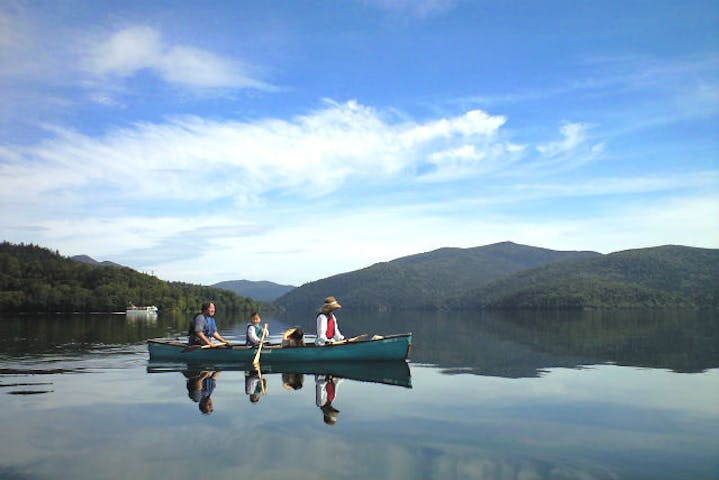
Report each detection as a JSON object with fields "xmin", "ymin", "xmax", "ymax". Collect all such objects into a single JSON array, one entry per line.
[{"xmin": 188, "ymin": 313, "xmax": 217, "ymax": 345}]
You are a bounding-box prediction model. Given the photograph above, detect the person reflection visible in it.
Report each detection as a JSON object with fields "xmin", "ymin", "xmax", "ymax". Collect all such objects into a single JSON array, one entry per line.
[
  {"xmin": 282, "ymin": 372, "xmax": 304, "ymax": 391},
  {"xmin": 315, "ymin": 374, "xmax": 342, "ymax": 425},
  {"xmin": 245, "ymin": 369, "xmax": 267, "ymax": 404},
  {"xmin": 184, "ymin": 370, "xmax": 219, "ymax": 415}
]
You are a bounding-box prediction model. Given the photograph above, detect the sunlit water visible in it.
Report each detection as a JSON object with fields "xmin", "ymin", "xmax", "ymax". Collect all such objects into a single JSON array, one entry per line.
[{"xmin": 1, "ymin": 310, "xmax": 717, "ymax": 480}]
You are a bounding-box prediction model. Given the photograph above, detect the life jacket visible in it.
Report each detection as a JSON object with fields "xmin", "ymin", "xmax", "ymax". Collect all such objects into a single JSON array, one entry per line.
[
  {"xmin": 188, "ymin": 313, "xmax": 215, "ymax": 344},
  {"xmin": 325, "ymin": 378, "xmax": 336, "ymax": 402},
  {"xmin": 326, "ymin": 314, "xmax": 336, "ymax": 339},
  {"xmin": 245, "ymin": 323, "xmax": 263, "ymax": 346}
]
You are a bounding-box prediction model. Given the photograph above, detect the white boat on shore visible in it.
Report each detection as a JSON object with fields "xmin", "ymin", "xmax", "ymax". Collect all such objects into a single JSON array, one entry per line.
[{"xmin": 126, "ymin": 305, "xmax": 159, "ymax": 317}]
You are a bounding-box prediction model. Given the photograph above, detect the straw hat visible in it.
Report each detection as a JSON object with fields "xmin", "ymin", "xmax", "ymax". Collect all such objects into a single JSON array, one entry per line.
[
  {"xmin": 320, "ymin": 296, "xmax": 342, "ymax": 313},
  {"xmin": 321, "ymin": 403, "xmax": 340, "ymax": 425}
]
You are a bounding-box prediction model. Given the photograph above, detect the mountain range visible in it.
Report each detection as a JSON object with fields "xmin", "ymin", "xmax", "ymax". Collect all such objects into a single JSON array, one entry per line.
[
  {"xmin": 70, "ymin": 255, "xmax": 124, "ymax": 268},
  {"xmin": 275, "ymin": 242, "xmax": 719, "ymax": 311},
  {"xmin": 211, "ymin": 279, "xmax": 295, "ymax": 302},
  {"xmin": 7, "ymin": 240, "xmax": 717, "ymax": 311}
]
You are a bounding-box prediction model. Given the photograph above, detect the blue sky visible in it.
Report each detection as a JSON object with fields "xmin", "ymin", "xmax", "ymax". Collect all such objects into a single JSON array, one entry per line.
[{"xmin": 1, "ymin": 0, "xmax": 717, "ymax": 286}]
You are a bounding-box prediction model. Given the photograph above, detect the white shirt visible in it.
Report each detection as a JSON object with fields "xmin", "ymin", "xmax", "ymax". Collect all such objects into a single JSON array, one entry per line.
[
  {"xmin": 315, "ymin": 313, "xmax": 344, "ymax": 345},
  {"xmin": 315, "ymin": 375, "xmax": 343, "ymax": 407},
  {"xmin": 246, "ymin": 323, "xmax": 268, "ymax": 345}
]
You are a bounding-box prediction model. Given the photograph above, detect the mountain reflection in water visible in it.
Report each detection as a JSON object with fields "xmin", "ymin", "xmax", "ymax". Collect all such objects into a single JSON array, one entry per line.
[
  {"xmin": 0, "ymin": 310, "xmax": 717, "ymax": 480},
  {"xmin": 330, "ymin": 309, "xmax": 719, "ymax": 376},
  {"xmin": 147, "ymin": 360, "xmax": 412, "ymax": 419}
]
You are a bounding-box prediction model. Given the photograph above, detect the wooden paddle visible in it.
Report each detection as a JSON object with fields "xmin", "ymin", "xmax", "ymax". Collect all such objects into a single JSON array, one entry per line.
[
  {"xmin": 252, "ymin": 324, "xmax": 268, "ymax": 366},
  {"xmin": 182, "ymin": 343, "xmax": 214, "ymax": 353},
  {"xmin": 330, "ymin": 333, "xmax": 368, "ymax": 345},
  {"xmin": 255, "ymin": 364, "xmax": 266, "ymax": 395},
  {"xmin": 182, "ymin": 342, "xmax": 231, "ymax": 353}
]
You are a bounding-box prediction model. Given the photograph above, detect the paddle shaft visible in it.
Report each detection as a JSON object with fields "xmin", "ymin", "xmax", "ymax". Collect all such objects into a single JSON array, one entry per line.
[
  {"xmin": 182, "ymin": 342, "xmax": 232, "ymax": 353},
  {"xmin": 256, "ymin": 365, "xmax": 266, "ymax": 395},
  {"xmin": 252, "ymin": 324, "xmax": 268, "ymax": 365}
]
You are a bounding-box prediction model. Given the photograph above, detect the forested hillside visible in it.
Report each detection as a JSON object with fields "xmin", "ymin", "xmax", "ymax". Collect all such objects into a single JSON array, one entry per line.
[
  {"xmin": 212, "ymin": 279, "xmax": 295, "ymax": 302},
  {"xmin": 276, "ymin": 242, "xmax": 600, "ymax": 311},
  {"xmin": 452, "ymin": 245, "xmax": 719, "ymax": 309},
  {"xmin": 0, "ymin": 242, "xmax": 260, "ymax": 314}
]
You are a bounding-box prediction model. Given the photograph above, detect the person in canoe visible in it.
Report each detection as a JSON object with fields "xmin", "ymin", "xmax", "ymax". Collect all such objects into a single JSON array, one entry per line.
[
  {"xmin": 281, "ymin": 326, "xmax": 305, "ymax": 347},
  {"xmin": 187, "ymin": 302, "xmax": 231, "ymax": 347},
  {"xmin": 315, "ymin": 296, "xmax": 344, "ymax": 345},
  {"xmin": 245, "ymin": 311, "xmax": 269, "ymax": 346}
]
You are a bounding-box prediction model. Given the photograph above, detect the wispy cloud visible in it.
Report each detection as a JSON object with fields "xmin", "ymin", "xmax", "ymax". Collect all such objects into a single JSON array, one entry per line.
[
  {"xmin": 537, "ymin": 123, "xmax": 589, "ymax": 157},
  {"xmin": 0, "ymin": 101, "xmax": 593, "ymax": 213},
  {"xmin": 81, "ymin": 25, "xmax": 274, "ymax": 94},
  {"xmin": 362, "ymin": 0, "xmax": 458, "ymax": 18},
  {"xmin": 462, "ymin": 54, "xmax": 719, "ymax": 116}
]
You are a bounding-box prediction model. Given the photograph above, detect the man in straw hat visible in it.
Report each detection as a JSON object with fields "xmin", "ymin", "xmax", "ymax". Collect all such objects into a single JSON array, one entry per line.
[{"xmin": 315, "ymin": 296, "xmax": 344, "ymax": 345}]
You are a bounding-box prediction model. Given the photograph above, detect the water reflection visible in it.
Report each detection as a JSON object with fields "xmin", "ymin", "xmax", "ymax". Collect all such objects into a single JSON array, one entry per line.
[
  {"xmin": 4, "ymin": 310, "xmax": 717, "ymax": 377},
  {"xmin": 1, "ymin": 311, "xmax": 718, "ymax": 480},
  {"xmin": 319, "ymin": 309, "xmax": 719, "ymax": 377},
  {"xmin": 148, "ymin": 360, "xmax": 411, "ymax": 422},
  {"xmin": 184, "ymin": 370, "xmax": 219, "ymax": 414},
  {"xmin": 245, "ymin": 369, "xmax": 266, "ymax": 403},
  {"xmin": 316, "ymin": 374, "xmax": 341, "ymax": 425}
]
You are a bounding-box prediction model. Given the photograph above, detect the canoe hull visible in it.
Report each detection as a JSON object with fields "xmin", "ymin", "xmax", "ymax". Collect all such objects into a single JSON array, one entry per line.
[
  {"xmin": 148, "ymin": 333, "xmax": 412, "ymax": 363},
  {"xmin": 147, "ymin": 360, "xmax": 412, "ymax": 388}
]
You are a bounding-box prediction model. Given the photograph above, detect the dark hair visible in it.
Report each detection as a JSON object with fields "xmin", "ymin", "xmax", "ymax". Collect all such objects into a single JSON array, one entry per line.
[
  {"xmin": 201, "ymin": 302, "xmax": 214, "ymax": 312},
  {"xmin": 199, "ymin": 396, "xmax": 213, "ymax": 414}
]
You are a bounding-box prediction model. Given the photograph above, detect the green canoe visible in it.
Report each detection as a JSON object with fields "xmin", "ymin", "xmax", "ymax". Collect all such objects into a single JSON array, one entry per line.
[{"xmin": 147, "ymin": 333, "xmax": 412, "ymax": 363}]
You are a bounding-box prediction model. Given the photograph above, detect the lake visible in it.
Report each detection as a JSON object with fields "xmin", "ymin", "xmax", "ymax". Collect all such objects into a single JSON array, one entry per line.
[{"xmin": 1, "ymin": 309, "xmax": 717, "ymax": 480}]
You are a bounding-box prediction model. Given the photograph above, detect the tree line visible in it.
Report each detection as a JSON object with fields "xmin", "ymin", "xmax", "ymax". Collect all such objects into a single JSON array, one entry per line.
[{"xmin": 0, "ymin": 242, "xmax": 261, "ymax": 314}]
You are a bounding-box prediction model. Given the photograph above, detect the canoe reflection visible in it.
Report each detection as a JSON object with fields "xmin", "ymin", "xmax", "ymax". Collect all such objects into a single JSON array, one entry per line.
[
  {"xmin": 148, "ymin": 360, "xmax": 412, "ymax": 388},
  {"xmin": 148, "ymin": 360, "xmax": 411, "ymax": 417}
]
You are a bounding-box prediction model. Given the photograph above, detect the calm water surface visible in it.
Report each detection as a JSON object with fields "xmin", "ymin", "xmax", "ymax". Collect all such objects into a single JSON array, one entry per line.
[{"xmin": 0, "ymin": 310, "xmax": 717, "ymax": 480}]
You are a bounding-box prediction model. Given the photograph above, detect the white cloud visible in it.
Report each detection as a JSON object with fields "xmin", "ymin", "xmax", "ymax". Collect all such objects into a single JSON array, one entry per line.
[
  {"xmin": 81, "ymin": 26, "xmax": 272, "ymax": 91},
  {"xmin": 0, "ymin": 102, "xmax": 514, "ymax": 211},
  {"xmin": 1, "ymin": 99, "xmax": 715, "ymax": 284},
  {"xmin": 536, "ymin": 122, "xmax": 588, "ymax": 157}
]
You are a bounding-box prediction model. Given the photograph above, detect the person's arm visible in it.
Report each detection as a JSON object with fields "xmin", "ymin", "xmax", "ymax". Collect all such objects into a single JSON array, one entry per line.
[
  {"xmin": 191, "ymin": 315, "xmax": 212, "ymax": 346},
  {"xmin": 196, "ymin": 331, "xmax": 213, "ymax": 346},
  {"xmin": 213, "ymin": 331, "xmax": 231, "ymax": 345},
  {"xmin": 315, "ymin": 376, "xmax": 327, "ymax": 406},
  {"xmin": 334, "ymin": 317, "xmax": 344, "ymax": 341},
  {"xmin": 195, "ymin": 371, "xmax": 210, "ymax": 390},
  {"xmin": 316, "ymin": 314, "xmax": 328, "ymax": 345}
]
